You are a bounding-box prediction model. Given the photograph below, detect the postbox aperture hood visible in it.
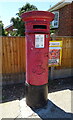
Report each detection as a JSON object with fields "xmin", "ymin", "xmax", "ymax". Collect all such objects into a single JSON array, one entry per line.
[{"xmin": 21, "ymin": 10, "xmax": 54, "ymax": 22}]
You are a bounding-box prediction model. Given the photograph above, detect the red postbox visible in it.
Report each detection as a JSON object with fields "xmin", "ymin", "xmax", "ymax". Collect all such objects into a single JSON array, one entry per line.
[{"xmin": 21, "ymin": 11, "xmax": 54, "ymax": 108}]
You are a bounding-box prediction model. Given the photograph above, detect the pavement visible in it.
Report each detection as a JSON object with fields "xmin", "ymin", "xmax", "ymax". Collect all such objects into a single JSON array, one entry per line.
[{"xmin": 0, "ymin": 77, "xmax": 73, "ymax": 119}]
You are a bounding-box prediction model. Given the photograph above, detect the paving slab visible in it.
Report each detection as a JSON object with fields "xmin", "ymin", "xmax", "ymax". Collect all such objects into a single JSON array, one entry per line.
[
  {"xmin": 20, "ymin": 98, "xmax": 42, "ymax": 119},
  {"xmin": 0, "ymin": 100, "xmax": 20, "ymax": 119},
  {"xmin": 49, "ymin": 89, "xmax": 71, "ymax": 113},
  {"xmin": 71, "ymin": 91, "xmax": 73, "ymax": 113}
]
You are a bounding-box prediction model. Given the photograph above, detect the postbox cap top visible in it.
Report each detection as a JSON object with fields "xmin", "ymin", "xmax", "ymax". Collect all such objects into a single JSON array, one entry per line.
[{"xmin": 21, "ymin": 10, "xmax": 54, "ymax": 22}]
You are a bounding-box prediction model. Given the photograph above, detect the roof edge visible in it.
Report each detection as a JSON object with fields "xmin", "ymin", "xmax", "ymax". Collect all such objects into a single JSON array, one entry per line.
[
  {"xmin": 5, "ymin": 23, "xmax": 13, "ymax": 29},
  {"xmin": 48, "ymin": 0, "xmax": 72, "ymax": 12}
]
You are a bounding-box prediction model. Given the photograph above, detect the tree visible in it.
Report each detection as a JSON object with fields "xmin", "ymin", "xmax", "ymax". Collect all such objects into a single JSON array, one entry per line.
[
  {"xmin": 0, "ymin": 20, "xmax": 6, "ymax": 36},
  {"xmin": 17, "ymin": 3, "xmax": 38, "ymax": 16},
  {"xmin": 10, "ymin": 3, "xmax": 38, "ymax": 36},
  {"xmin": 10, "ymin": 17, "xmax": 25, "ymax": 36}
]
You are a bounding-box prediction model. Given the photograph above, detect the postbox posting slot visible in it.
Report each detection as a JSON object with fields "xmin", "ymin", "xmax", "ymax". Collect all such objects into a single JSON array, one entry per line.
[{"xmin": 33, "ymin": 25, "xmax": 47, "ymax": 29}]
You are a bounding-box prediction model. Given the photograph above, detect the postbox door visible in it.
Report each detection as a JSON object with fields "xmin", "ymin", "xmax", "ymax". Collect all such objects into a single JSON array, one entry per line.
[{"xmin": 26, "ymin": 33, "xmax": 49, "ymax": 86}]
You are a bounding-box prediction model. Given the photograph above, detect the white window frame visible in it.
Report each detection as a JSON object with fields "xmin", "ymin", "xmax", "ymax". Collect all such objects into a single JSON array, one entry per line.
[{"xmin": 51, "ymin": 11, "xmax": 59, "ymax": 28}]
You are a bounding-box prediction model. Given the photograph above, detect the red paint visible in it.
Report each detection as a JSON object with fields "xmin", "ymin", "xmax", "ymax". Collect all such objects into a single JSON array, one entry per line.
[{"xmin": 21, "ymin": 11, "xmax": 54, "ymax": 85}]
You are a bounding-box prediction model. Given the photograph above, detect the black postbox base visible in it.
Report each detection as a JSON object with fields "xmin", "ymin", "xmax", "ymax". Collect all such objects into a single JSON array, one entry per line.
[{"xmin": 25, "ymin": 83, "xmax": 48, "ymax": 108}]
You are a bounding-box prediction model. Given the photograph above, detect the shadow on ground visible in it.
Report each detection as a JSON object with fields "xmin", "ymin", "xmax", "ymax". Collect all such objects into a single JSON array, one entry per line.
[
  {"xmin": 2, "ymin": 77, "xmax": 73, "ymax": 103},
  {"xmin": 32, "ymin": 99, "xmax": 73, "ymax": 120}
]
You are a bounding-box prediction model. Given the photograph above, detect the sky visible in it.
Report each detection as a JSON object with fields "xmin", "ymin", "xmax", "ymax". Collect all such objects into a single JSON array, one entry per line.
[{"xmin": 0, "ymin": 0, "xmax": 61, "ymax": 28}]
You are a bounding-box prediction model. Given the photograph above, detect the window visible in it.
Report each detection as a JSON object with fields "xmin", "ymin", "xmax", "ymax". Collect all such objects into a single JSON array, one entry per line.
[{"xmin": 51, "ymin": 11, "xmax": 59, "ymax": 28}]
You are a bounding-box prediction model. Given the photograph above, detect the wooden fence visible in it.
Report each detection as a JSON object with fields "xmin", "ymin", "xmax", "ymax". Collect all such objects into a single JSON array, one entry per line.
[
  {"xmin": 2, "ymin": 37, "xmax": 26, "ymax": 74},
  {"xmin": 0, "ymin": 36, "xmax": 73, "ymax": 84},
  {"xmin": 55, "ymin": 36, "xmax": 73, "ymax": 69},
  {"xmin": 1, "ymin": 36, "xmax": 73, "ymax": 73}
]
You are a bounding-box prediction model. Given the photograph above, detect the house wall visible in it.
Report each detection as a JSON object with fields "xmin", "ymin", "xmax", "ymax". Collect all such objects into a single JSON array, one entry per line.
[{"xmin": 56, "ymin": 2, "xmax": 73, "ymax": 36}]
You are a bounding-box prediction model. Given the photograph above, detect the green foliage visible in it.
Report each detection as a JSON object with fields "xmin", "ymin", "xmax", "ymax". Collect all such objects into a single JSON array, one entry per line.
[
  {"xmin": 11, "ymin": 17, "xmax": 25, "ymax": 36},
  {"xmin": 0, "ymin": 21, "xmax": 6, "ymax": 36},
  {"xmin": 17, "ymin": 3, "xmax": 38, "ymax": 16},
  {"xmin": 10, "ymin": 3, "xmax": 38, "ymax": 36}
]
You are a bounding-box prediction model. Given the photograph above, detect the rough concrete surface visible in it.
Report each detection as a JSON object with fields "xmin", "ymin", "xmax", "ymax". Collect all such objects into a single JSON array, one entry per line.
[{"xmin": 1, "ymin": 77, "xmax": 73, "ymax": 119}]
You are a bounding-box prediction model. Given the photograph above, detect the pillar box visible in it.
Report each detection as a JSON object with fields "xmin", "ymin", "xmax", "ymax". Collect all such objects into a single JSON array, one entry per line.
[{"xmin": 21, "ymin": 11, "xmax": 54, "ymax": 108}]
